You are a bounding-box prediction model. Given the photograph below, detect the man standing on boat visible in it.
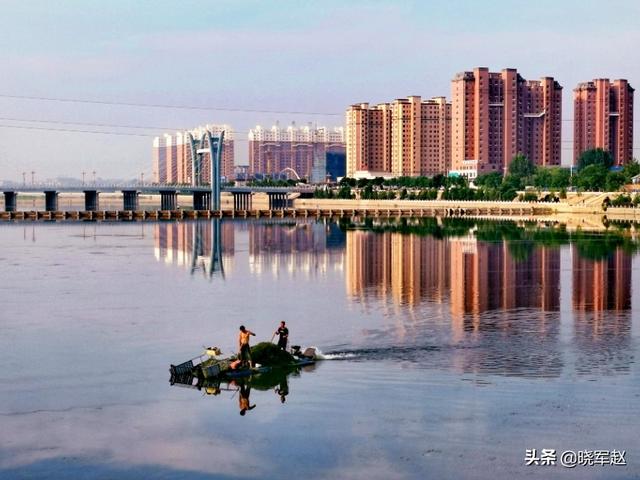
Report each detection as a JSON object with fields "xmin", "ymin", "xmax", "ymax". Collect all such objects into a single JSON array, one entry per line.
[
  {"xmin": 238, "ymin": 325, "xmax": 256, "ymax": 368},
  {"xmin": 274, "ymin": 321, "xmax": 289, "ymax": 351}
]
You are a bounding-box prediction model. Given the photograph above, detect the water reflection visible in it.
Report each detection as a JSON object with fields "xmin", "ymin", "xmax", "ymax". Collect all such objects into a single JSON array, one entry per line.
[
  {"xmin": 170, "ymin": 367, "xmax": 304, "ymax": 415},
  {"xmin": 154, "ymin": 219, "xmax": 234, "ymax": 277},
  {"xmin": 152, "ymin": 219, "xmax": 636, "ymax": 316},
  {"xmin": 247, "ymin": 220, "xmax": 345, "ymax": 277},
  {"xmin": 154, "ymin": 219, "xmax": 346, "ymax": 278},
  {"xmin": 3, "ymin": 218, "xmax": 640, "ymax": 478},
  {"xmin": 151, "ymin": 218, "xmax": 637, "ymax": 378},
  {"xmin": 573, "ymin": 247, "xmax": 632, "ymax": 311},
  {"xmin": 345, "ymin": 230, "xmax": 562, "ymax": 314}
]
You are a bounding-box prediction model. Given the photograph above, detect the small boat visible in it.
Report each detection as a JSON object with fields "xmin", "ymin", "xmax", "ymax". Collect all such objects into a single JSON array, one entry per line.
[{"xmin": 170, "ymin": 342, "xmax": 318, "ymax": 381}]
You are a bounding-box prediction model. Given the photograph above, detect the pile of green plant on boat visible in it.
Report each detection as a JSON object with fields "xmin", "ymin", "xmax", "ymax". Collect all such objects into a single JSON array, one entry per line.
[
  {"xmin": 250, "ymin": 342, "xmax": 296, "ymax": 366},
  {"xmin": 197, "ymin": 342, "xmax": 297, "ymax": 375}
]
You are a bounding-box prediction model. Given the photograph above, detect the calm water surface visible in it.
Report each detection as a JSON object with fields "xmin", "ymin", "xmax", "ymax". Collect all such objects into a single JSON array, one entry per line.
[{"xmin": 1, "ymin": 219, "xmax": 639, "ymax": 479}]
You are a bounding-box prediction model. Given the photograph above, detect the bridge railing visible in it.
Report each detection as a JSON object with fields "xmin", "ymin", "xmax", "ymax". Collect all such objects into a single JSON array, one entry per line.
[{"xmin": 0, "ymin": 182, "xmax": 317, "ymax": 194}]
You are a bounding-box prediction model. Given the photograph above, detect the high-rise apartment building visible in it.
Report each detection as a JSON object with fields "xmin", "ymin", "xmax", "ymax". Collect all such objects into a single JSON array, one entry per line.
[
  {"xmin": 152, "ymin": 124, "xmax": 234, "ymax": 184},
  {"xmin": 346, "ymin": 96, "xmax": 451, "ymax": 178},
  {"xmin": 451, "ymin": 68, "xmax": 562, "ymax": 178},
  {"xmin": 248, "ymin": 124, "xmax": 345, "ymax": 181},
  {"xmin": 574, "ymin": 79, "xmax": 634, "ymax": 165}
]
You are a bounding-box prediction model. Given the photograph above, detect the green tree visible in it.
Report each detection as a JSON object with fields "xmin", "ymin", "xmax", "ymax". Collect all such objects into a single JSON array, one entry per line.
[
  {"xmin": 356, "ymin": 178, "xmax": 370, "ymax": 189},
  {"xmin": 549, "ymin": 167, "xmax": 571, "ymax": 189},
  {"xmin": 508, "ymin": 154, "xmax": 535, "ymax": 181},
  {"xmin": 577, "ymin": 148, "xmax": 613, "ymax": 171},
  {"xmin": 498, "ymin": 175, "xmax": 520, "ymax": 200},
  {"xmin": 336, "ymin": 186, "xmax": 353, "ymax": 199},
  {"xmin": 621, "ymin": 160, "xmax": 640, "ymax": 183},
  {"xmin": 605, "ymin": 172, "xmax": 626, "ymax": 192},
  {"xmin": 475, "ymin": 172, "xmax": 503, "ymax": 189},
  {"xmin": 533, "ymin": 167, "xmax": 552, "ymax": 189},
  {"xmin": 574, "ymin": 164, "xmax": 608, "ymax": 191},
  {"xmin": 444, "ymin": 175, "xmax": 468, "ymax": 188},
  {"xmin": 339, "ymin": 177, "xmax": 357, "ymax": 187},
  {"xmin": 431, "ymin": 174, "xmax": 446, "ymax": 188}
]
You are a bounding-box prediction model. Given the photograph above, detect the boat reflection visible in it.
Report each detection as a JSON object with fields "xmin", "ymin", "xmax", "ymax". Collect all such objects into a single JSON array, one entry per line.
[{"xmin": 170, "ymin": 366, "xmax": 310, "ymax": 415}]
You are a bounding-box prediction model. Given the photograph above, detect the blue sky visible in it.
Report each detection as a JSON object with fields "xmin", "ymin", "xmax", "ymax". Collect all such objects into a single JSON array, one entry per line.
[{"xmin": 0, "ymin": 0, "xmax": 638, "ymax": 180}]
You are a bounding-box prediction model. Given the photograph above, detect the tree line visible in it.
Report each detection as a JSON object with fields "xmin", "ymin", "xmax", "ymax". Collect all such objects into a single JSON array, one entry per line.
[{"xmin": 314, "ymin": 149, "xmax": 640, "ymax": 202}]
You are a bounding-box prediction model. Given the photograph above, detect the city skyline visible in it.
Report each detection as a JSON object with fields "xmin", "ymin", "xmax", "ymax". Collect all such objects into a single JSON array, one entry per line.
[{"xmin": 1, "ymin": 1, "xmax": 640, "ymax": 181}]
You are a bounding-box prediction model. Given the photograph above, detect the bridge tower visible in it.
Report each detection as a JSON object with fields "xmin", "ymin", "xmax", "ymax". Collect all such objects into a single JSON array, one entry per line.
[{"xmin": 186, "ymin": 130, "xmax": 225, "ymax": 210}]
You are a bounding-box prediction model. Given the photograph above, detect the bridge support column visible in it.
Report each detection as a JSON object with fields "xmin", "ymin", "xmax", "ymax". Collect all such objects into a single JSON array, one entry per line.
[
  {"xmin": 160, "ymin": 190, "xmax": 178, "ymax": 211},
  {"xmin": 232, "ymin": 192, "xmax": 251, "ymax": 211},
  {"xmin": 268, "ymin": 192, "xmax": 288, "ymax": 210},
  {"xmin": 44, "ymin": 190, "xmax": 58, "ymax": 212},
  {"xmin": 83, "ymin": 190, "xmax": 99, "ymax": 211},
  {"xmin": 122, "ymin": 190, "xmax": 139, "ymax": 211},
  {"xmin": 193, "ymin": 191, "xmax": 211, "ymax": 211},
  {"xmin": 3, "ymin": 191, "xmax": 17, "ymax": 212}
]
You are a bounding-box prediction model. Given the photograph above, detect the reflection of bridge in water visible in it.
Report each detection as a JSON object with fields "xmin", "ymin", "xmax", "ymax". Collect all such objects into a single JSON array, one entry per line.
[
  {"xmin": 153, "ymin": 218, "xmax": 346, "ymax": 278},
  {"xmin": 190, "ymin": 219, "xmax": 225, "ymax": 277},
  {"xmin": 154, "ymin": 219, "xmax": 234, "ymax": 278}
]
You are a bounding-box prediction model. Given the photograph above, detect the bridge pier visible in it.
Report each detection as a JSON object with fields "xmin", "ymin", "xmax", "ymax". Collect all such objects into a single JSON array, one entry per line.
[
  {"xmin": 44, "ymin": 190, "xmax": 58, "ymax": 212},
  {"xmin": 193, "ymin": 191, "xmax": 211, "ymax": 211},
  {"xmin": 83, "ymin": 190, "xmax": 99, "ymax": 211},
  {"xmin": 267, "ymin": 192, "xmax": 288, "ymax": 210},
  {"xmin": 232, "ymin": 192, "xmax": 252, "ymax": 211},
  {"xmin": 122, "ymin": 190, "xmax": 139, "ymax": 211},
  {"xmin": 159, "ymin": 190, "xmax": 178, "ymax": 211},
  {"xmin": 3, "ymin": 191, "xmax": 17, "ymax": 212}
]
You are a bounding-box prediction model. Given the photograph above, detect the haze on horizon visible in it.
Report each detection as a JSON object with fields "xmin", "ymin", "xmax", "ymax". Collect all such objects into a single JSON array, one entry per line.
[{"xmin": 0, "ymin": 0, "xmax": 638, "ymax": 182}]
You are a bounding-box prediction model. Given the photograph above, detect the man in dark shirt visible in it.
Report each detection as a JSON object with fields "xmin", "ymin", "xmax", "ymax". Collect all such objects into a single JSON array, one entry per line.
[{"xmin": 275, "ymin": 321, "xmax": 289, "ymax": 351}]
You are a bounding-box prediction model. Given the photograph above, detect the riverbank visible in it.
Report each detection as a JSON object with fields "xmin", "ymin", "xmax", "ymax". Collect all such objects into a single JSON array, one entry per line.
[{"xmin": 1, "ymin": 193, "xmax": 640, "ymax": 225}]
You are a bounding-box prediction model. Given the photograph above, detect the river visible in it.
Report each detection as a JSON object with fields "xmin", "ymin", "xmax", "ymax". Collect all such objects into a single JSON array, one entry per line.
[{"xmin": 1, "ymin": 218, "xmax": 638, "ymax": 479}]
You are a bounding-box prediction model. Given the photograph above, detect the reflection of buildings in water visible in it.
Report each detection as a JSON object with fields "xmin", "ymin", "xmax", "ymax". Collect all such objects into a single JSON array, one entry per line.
[
  {"xmin": 573, "ymin": 310, "xmax": 632, "ymax": 376},
  {"xmin": 346, "ymin": 231, "xmax": 561, "ymax": 316},
  {"xmin": 346, "ymin": 231, "xmax": 450, "ymax": 307},
  {"xmin": 154, "ymin": 221, "xmax": 234, "ymax": 274},
  {"xmin": 573, "ymin": 248, "xmax": 632, "ymax": 312},
  {"xmin": 248, "ymin": 221, "xmax": 345, "ymax": 277},
  {"xmin": 344, "ymin": 228, "xmax": 637, "ymax": 379},
  {"xmin": 345, "ymin": 230, "xmax": 564, "ymax": 377},
  {"xmin": 572, "ymin": 247, "xmax": 633, "ymax": 376},
  {"xmin": 346, "ymin": 230, "xmax": 392, "ymax": 302},
  {"xmin": 154, "ymin": 219, "xmax": 345, "ymax": 278},
  {"xmin": 448, "ymin": 237, "xmax": 563, "ymax": 377},
  {"xmin": 451, "ymin": 310, "xmax": 564, "ymax": 378},
  {"xmin": 450, "ymin": 237, "xmax": 560, "ymax": 319}
]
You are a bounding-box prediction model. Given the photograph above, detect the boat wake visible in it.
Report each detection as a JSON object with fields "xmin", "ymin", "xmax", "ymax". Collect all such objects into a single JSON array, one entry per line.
[{"xmin": 317, "ymin": 344, "xmax": 441, "ymax": 362}]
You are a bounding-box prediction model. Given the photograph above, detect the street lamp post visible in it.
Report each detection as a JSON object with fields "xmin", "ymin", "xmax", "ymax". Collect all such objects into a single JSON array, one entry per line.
[
  {"xmin": 22, "ymin": 172, "xmax": 26, "ymax": 186},
  {"xmin": 31, "ymin": 171, "xmax": 35, "ymax": 186},
  {"xmin": 82, "ymin": 171, "xmax": 86, "ymax": 186},
  {"xmin": 92, "ymin": 170, "xmax": 96, "ymax": 185}
]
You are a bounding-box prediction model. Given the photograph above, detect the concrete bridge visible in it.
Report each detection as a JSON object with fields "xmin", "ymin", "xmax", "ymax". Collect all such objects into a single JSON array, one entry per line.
[{"xmin": 0, "ymin": 183, "xmax": 315, "ymax": 212}]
